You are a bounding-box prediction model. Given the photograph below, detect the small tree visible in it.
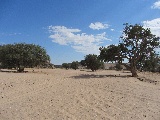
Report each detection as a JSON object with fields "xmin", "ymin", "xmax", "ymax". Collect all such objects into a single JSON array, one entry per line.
[
  {"xmin": 70, "ymin": 61, "xmax": 79, "ymax": 70},
  {"xmin": 62, "ymin": 63, "xmax": 70, "ymax": 69},
  {"xmin": 84, "ymin": 54, "xmax": 103, "ymax": 71}
]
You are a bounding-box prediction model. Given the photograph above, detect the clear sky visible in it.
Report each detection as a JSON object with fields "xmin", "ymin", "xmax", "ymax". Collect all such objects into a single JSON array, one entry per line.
[{"xmin": 0, "ymin": 0, "xmax": 160, "ymax": 65}]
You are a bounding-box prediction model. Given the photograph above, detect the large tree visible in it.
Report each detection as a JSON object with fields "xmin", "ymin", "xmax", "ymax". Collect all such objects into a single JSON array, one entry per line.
[
  {"xmin": 99, "ymin": 24, "xmax": 159, "ymax": 77},
  {"xmin": 0, "ymin": 43, "xmax": 50, "ymax": 72},
  {"xmin": 84, "ymin": 54, "xmax": 103, "ymax": 71}
]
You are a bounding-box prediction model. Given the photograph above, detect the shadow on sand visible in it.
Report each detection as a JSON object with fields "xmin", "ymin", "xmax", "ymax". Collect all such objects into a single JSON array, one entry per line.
[
  {"xmin": 0, "ymin": 69, "xmax": 28, "ymax": 73},
  {"xmin": 71, "ymin": 74, "xmax": 132, "ymax": 79}
]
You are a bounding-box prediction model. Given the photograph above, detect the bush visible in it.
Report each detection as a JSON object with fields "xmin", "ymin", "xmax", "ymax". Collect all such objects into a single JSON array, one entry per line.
[
  {"xmin": 70, "ymin": 61, "xmax": 79, "ymax": 70},
  {"xmin": 62, "ymin": 63, "xmax": 70, "ymax": 69},
  {"xmin": 84, "ymin": 54, "xmax": 103, "ymax": 71}
]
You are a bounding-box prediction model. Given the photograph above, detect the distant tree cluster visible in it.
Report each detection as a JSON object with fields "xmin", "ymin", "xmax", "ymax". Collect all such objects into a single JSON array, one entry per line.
[
  {"xmin": 62, "ymin": 61, "xmax": 79, "ymax": 70},
  {"xmin": 0, "ymin": 43, "xmax": 51, "ymax": 72},
  {"xmin": 62, "ymin": 55, "xmax": 104, "ymax": 71}
]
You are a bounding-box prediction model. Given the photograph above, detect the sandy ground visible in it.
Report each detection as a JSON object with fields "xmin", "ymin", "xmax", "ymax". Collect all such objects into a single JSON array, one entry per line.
[{"xmin": 0, "ymin": 68, "xmax": 160, "ymax": 120}]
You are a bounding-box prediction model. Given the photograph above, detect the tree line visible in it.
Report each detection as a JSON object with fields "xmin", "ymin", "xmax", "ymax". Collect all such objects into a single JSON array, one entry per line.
[
  {"xmin": 62, "ymin": 23, "xmax": 160, "ymax": 77},
  {"xmin": 0, "ymin": 23, "xmax": 159, "ymax": 76},
  {"xmin": 61, "ymin": 55, "xmax": 104, "ymax": 71}
]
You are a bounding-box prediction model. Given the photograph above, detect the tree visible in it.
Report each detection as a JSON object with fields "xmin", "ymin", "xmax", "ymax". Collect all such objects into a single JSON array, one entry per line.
[
  {"xmin": 99, "ymin": 24, "xmax": 160, "ymax": 77},
  {"xmin": 138, "ymin": 53, "xmax": 160, "ymax": 72},
  {"xmin": 62, "ymin": 63, "xmax": 70, "ymax": 69},
  {"xmin": 84, "ymin": 54, "xmax": 103, "ymax": 71},
  {"xmin": 70, "ymin": 61, "xmax": 79, "ymax": 70},
  {"xmin": 0, "ymin": 43, "xmax": 50, "ymax": 72},
  {"xmin": 99, "ymin": 45, "xmax": 123, "ymax": 63},
  {"xmin": 120, "ymin": 23, "xmax": 159, "ymax": 76},
  {"xmin": 80, "ymin": 60, "xmax": 86, "ymax": 67}
]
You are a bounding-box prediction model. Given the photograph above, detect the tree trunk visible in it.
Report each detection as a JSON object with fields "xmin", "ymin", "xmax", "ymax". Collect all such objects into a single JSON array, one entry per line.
[
  {"xmin": 17, "ymin": 65, "xmax": 24, "ymax": 72},
  {"xmin": 131, "ymin": 62, "xmax": 138, "ymax": 77},
  {"xmin": 131, "ymin": 68, "xmax": 138, "ymax": 77},
  {"xmin": 121, "ymin": 63, "xmax": 138, "ymax": 77}
]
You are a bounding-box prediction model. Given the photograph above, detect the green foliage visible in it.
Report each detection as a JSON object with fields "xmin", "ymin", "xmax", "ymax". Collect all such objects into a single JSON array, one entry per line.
[
  {"xmin": 138, "ymin": 53, "xmax": 160, "ymax": 72},
  {"xmin": 80, "ymin": 60, "xmax": 86, "ymax": 67},
  {"xmin": 99, "ymin": 23, "xmax": 160, "ymax": 77},
  {"xmin": 99, "ymin": 45, "xmax": 122, "ymax": 63},
  {"xmin": 0, "ymin": 43, "xmax": 50, "ymax": 72},
  {"xmin": 84, "ymin": 54, "xmax": 103, "ymax": 71},
  {"xmin": 120, "ymin": 23, "xmax": 159, "ymax": 76},
  {"xmin": 120, "ymin": 23, "xmax": 159, "ymax": 58},
  {"xmin": 62, "ymin": 63, "xmax": 70, "ymax": 69},
  {"xmin": 70, "ymin": 61, "xmax": 79, "ymax": 70}
]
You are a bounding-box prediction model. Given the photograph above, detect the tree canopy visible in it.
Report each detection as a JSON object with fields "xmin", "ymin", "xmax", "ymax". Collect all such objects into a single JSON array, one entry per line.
[
  {"xmin": 0, "ymin": 43, "xmax": 50, "ymax": 72},
  {"xmin": 84, "ymin": 54, "xmax": 103, "ymax": 71},
  {"xmin": 62, "ymin": 63, "xmax": 70, "ymax": 69},
  {"xmin": 99, "ymin": 23, "xmax": 160, "ymax": 77},
  {"xmin": 99, "ymin": 45, "xmax": 122, "ymax": 63},
  {"xmin": 70, "ymin": 61, "xmax": 79, "ymax": 70}
]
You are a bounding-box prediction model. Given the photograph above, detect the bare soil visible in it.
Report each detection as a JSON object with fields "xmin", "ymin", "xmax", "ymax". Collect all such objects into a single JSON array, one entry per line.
[{"xmin": 0, "ymin": 69, "xmax": 160, "ymax": 120}]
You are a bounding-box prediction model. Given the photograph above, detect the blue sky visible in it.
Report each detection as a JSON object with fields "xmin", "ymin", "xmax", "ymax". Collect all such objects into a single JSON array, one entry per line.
[{"xmin": 0, "ymin": 0, "xmax": 160, "ymax": 65}]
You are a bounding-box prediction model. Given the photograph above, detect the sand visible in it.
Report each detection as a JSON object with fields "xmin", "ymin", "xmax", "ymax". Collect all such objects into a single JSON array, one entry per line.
[{"xmin": 0, "ymin": 69, "xmax": 160, "ymax": 120}]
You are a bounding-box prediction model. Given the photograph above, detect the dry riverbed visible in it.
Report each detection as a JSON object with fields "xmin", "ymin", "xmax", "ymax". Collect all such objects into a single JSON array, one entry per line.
[{"xmin": 0, "ymin": 69, "xmax": 160, "ymax": 120}]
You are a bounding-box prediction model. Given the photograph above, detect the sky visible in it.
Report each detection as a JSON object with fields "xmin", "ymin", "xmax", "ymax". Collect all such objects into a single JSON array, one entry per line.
[{"xmin": 0, "ymin": 0, "xmax": 160, "ymax": 65}]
